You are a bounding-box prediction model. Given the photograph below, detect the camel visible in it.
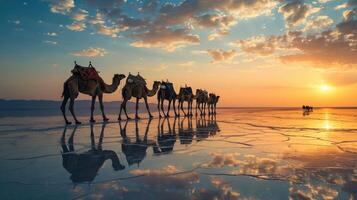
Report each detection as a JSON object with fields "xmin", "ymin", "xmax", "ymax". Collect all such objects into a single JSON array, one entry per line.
[
  {"xmin": 61, "ymin": 123, "xmax": 125, "ymax": 184},
  {"xmin": 157, "ymin": 81, "xmax": 178, "ymax": 118},
  {"xmin": 119, "ymin": 119, "xmax": 155, "ymax": 166},
  {"xmin": 61, "ymin": 62, "xmax": 126, "ymax": 124},
  {"xmin": 207, "ymin": 93, "xmax": 219, "ymax": 115},
  {"xmin": 195, "ymin": 89, "xmax": 208, "ymax": 116},
  {"xmin": 118, "ymin": 73, "xmax": 160, "ymax": 120},
  {"xmin": 177, "ymin": 86, "xmax": 194, "ymax": 117}
]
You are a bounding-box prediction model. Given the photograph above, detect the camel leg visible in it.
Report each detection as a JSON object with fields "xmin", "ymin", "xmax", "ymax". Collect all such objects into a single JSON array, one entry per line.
[
  {"xmin": 123, "ymin": 100, "xmax": 131, "ymax": 120},
  {"xmin": 158, "ymin": 98, "xmax": 162, "ymax": 118},
  {"xmin": 180, "ymin": 101, "xmax": 186, "ymax": 116},
  {"xmin": 195, "ymin": 101, "xmax": 198, "ymax": 116},
  {"xmin": 161, "ymin": 99, "xmax": 165, "ymax": 117},
  {"xmin": 69, "ymin": 97, "xmax": 81, "ymax": 124},
  {"xmin": 144, "ymin": 96, "xmax": 153, "ymax": 118},
  {"xmin": 135, "ymin": 98, "xmax": 141, "ymax": 120},
  {"xmin": 118, "ymin": 100, "xmax": 124, "ymax": 121},
  {"xmin": 176, "ymin": 100, "xmax": 181, "ymax": 117},
  {"xmin": 90, "ymin": 95, "xmax": 96, "ymax": 123},
  {"xmin": 167, "ymin": 100, "xmax": 171, "ymax": 117},
  {"xmin": 61, "ymin": 95, "xmax": 71, "ymax": 125},
  {"xmin": 187, "ymin": 101, "xmax": 190, "ymax": 117},
  {"xmin": 98, "ymin": 93, "xmax": 109, "ymax": 121},
  {"xmin": 173, "ymin": 99, "xmax": 178, "ymax": 117}
]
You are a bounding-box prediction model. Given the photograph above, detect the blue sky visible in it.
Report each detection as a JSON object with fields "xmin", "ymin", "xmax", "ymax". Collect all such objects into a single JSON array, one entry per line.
[{"xmin": 1, "ymin": 0, "xmax": 356, "ymax": 106}]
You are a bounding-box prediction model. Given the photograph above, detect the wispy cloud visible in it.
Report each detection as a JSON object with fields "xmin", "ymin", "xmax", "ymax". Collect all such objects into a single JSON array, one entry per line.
[
  {"xmin": 43, "ymin": 40, "xmax": 58, "ymax": 45},
  {"xmin": 46, "ymin": 32, "xmax": 57, "ymax": 36},
  {"xmin": 66, "ymin": 22, "xmax": 86, "ymax": 31},
  {"xmin": 71, "ymin": 47, "xmax": 107, "ymax": 57}
]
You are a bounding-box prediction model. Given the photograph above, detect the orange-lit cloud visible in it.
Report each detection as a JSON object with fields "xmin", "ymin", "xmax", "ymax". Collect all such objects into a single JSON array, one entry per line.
[
  {"xmin": 207, "ymin": 49, "xmax": 237, "ymax": 63},
  {"xmin": 71, "ymin": 47, "xmax": 107, "ymax": 57}
]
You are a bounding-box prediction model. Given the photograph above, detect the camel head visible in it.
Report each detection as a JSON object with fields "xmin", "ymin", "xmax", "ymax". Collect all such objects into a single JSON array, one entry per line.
[
  {"xmin": 153, "ymin": 81, "xmax": 161, "ymax": 87},
  {"xmin": 114, "ymin": 74, "xmax": 126, "ymax": 81}
]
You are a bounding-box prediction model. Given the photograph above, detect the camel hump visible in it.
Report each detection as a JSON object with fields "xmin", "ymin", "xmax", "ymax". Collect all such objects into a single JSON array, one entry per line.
[{"xmin": 126, "ymin": 74, "xmax": 147, "ymax": 86}]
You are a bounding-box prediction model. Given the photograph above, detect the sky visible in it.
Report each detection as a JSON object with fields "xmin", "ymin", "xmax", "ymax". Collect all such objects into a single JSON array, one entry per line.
[{"xmin": 0, "ymin": 0, "xmax": 357, "ymax": 107}]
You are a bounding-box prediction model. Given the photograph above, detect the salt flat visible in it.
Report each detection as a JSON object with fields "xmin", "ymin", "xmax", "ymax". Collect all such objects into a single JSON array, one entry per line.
[{"xmin": 0, "ymin": 108, "xmax": 356, "ymax": 199}]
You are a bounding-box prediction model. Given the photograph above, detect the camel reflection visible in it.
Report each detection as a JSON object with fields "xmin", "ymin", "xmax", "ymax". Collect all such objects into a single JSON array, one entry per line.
[
  {"xmin": 153, "ymin": 117, "xmax": 177, "ymax": 154},
  {"xmin": 178, "ymin": 116, "xmax": 194, "ymax": 145},
  {"xmin": 119, "ymin": 119, "xmax": 155, "ymax": 166},
  {"xmin": 61, "ymin": 123, "xmax": 125, "ymax": 184}
]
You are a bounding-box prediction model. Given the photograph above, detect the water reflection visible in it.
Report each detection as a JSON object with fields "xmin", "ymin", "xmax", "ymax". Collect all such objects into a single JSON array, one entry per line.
[
  {"xmin": 153, "ymin": 117, "xmax": 176, "ymax": 154},
  {"xmin": 119, "ymin": 119, "xmax": 155, "ymax": 166},
  {"xmin": 60, "ymin": 116, "xmax": 221, "ymax": 183},
  {"xmin": 4, "ymin": 109, "xmax": 357, "ymax": 199},
  {"xmin": 60, "ymin": 123, "xmax": 125, "ymax": 184}
]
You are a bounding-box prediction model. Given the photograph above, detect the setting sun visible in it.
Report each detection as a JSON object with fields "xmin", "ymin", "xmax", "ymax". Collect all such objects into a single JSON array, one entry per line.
[{"xmin": 320, "ymin": 85, "xmax": 332, "ymax": 92}]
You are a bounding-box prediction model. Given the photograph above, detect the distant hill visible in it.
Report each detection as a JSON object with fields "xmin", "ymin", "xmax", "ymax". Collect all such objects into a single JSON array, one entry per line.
[{"xmin": 0, "ymin": 99, "xmax": 159, "ymax": 117}]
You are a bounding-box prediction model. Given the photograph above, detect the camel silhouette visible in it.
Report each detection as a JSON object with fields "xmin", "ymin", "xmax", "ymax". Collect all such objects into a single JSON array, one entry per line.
[
  {"xmin": 157, "ymin": 81, "xmax": 178, "ymax": 118},
  {"xmin": 61, "ymin": 62, "xmax": 126, "ymax": 124},
  {"xmin": 177, "ymin": 86, "xmax": 194, "ymax": 117},
  {"xmin": 119, "ymin": 73, "xmax": 160, "ymax": 120},
  {"xmin": 195, "ymin": 89, "xmax": 209, "ymax": 116}
]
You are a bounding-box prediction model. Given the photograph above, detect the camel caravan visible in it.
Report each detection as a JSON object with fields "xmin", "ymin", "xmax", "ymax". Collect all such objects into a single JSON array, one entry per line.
[{"xmin": 61, "ymin": 62, "xmax": 220, "ymax": 124}]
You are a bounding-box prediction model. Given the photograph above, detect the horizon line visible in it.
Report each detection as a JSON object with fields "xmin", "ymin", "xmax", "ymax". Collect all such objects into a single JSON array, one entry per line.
[{"xmin": 1, "ymin": 99, "xmax": 356, "ymax": 109}]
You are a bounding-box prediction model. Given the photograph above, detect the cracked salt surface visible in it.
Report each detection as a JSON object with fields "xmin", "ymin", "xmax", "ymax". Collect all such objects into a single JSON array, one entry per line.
[{"xmin": 0, "ymin": 108, "xmax": 356, "ymax": 199}]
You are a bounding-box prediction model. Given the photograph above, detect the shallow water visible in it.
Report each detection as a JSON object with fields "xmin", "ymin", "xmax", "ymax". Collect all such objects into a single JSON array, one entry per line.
[{"xmin": 0, "ymin": 108, "xmax": 357, "ymax": 199}]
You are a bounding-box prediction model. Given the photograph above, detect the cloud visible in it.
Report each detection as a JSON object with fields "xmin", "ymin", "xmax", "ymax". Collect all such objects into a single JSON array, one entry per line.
[
  {"xmin": 46, "ymin": 32, "xmax": 57, "ymax": 36},
  {"xmin": 279, "ymin": 20, "xmax": 357, "ymax": 67},
  {"xmin": 71, "ymin": 9, "xmax": 88, "ymax": 21},
  {"xmin": 130, "ymin": 27, "xmax": 200, "ymax": 52},
  {"xmin": 43, "ymin": 40, "xmax": 58, "ymax": 45},
  {"xmin": 87, "ymin": 12, "xmax": 128, "ymax": 37},
  {"xmin": 279, "ymin": 0, "xmax": 321, "ymax": 28},
  {"xmin": 303, "ymin": 15, "xmax": 334, "ymax": 32},
  {"xmin": 335, "ymin": 3, "xmax": 348, "ymax": 10},
  {"xmin": 43, "ymin": 0, "xmax": 278, "ymax": 51},
  {"xmin": 66, "ymin": 22, "xmax": 86, "ymax": 31},
  {"xmin": 236, "ymin": 19, "xmax": 357, "ymax": 67},
  {"xmin": 343, "ymin": 8, "xmax": 357, "ymax": 21},
  {"xmin": 46, "ymin": 0, "xmax": 74, "ymax": 14},
  {"xmin": 71, "ymin": 47, "xmax": 107, "ymax": 57},
  {"xmin": 232, "ymin": 35, "xmax": 282, "ymax": 56},
  {"xmin": 8, "ymin": 20, "xmax": 20, "ymax": 25},
  {"xmin": 206, "ymin": 49, "xmax": 237, "ymax": 63},
  {"xmin": 318, "ymin": 0, "xmax": 333, "ymax": 3}
]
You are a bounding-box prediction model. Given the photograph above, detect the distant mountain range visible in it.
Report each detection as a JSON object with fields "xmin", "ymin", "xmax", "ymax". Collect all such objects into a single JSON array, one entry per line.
[{"xmin": 0, "ymin": 99, "xmax": 159, "ymax": 117}]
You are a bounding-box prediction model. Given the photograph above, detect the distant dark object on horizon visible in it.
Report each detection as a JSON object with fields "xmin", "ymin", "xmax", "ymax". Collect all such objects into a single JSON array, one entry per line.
[{"xmin": 302, "ymin": 105, "xmax": 313, "ymax": 112}]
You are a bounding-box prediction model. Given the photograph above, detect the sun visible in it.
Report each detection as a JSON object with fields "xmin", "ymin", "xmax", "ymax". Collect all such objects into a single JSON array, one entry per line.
[{"xmin": 320, "ymin": 85, "xmax": 331, "ymax": 92}]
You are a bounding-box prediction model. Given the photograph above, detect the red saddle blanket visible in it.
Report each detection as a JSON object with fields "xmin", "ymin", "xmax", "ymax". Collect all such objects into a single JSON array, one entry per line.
[{"xmin": 72, "ymin": 65, "xmax": 101, "ymax": 81}]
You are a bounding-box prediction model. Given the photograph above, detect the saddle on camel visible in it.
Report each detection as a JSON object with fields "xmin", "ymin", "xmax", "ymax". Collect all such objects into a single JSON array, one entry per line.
[
  {"xmin": 126, "ymin": 73, "xmax": 147, "ymax": 86},
  {"xmin": 71, "ymin": 61, "xmax": 101, "ymax": 81}
]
